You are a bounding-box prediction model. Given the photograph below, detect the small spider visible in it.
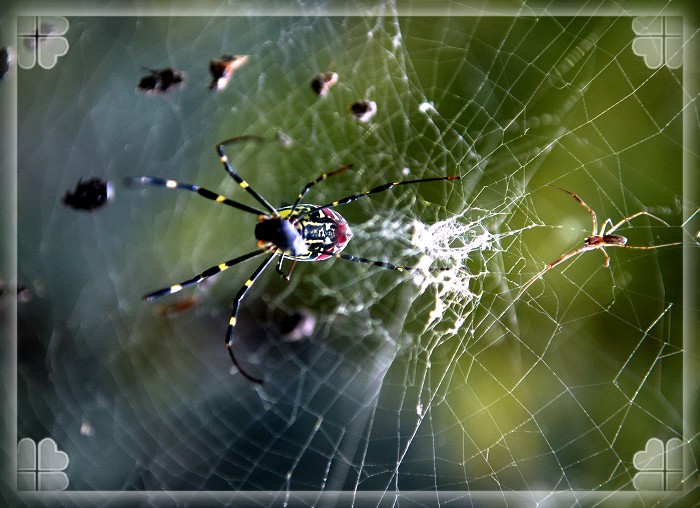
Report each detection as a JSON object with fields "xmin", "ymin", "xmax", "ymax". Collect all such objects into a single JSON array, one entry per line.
[
  {"xmin": 127, "ymin": 136, "xmax": 459, "ymax": 383},
  {"xmin": 517, "ymin": 185, "xmax": 681, "ymax": 300}
]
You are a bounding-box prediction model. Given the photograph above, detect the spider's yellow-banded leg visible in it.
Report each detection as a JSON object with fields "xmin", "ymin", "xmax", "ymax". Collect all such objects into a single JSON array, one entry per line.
[
  {"xmin": 216, "ymin": 135, "xmax": 278, "ymax": 215},
  {"xmin": 143, "ymin": 248, "xmax": 269, "ymax": 301},
  {"xmin": 226, "ymin": 254, "xmax": 276, "ymax": 384},
  {"xmin": 125, "ymin": 176, "xmax": 266, "ymax": 215},
  {"xmin": 289, "ymin": 164, "xmax": 354, "ymax": 215},
  {"xmin": 302, "ymin": 175, "xmax": 461, "ymax": 216},
  {"xmin": 335, "ymin": 252, "xmax": 455, "ymax": 272}
]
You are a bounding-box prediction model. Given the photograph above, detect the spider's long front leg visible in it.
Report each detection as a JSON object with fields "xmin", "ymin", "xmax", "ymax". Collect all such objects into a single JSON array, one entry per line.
[
  {"xmin": 124, "ymin": 176, "xmax": 265, "ymax": 215},
  {"xmin": 515, "ymin": 245, "xmax": 594, "ymax": 300},
  {"xmin": 610, "ymin": 241, "xmax": 682, "ymax": 251},
  {"xmin": 216, "ymin": 135, "xmax": 278, "ymax": 215},
  {"xmin": 301, "ymin": 175, "xmax": 460, "ymax": 215},
  {"xmin": 289, "ymin": 164, "xmax": 354, "ymax": 215},
  {"xmin": 548, "ymin": 185, "xmax": 598, "ymax": 235},
  {"xmin": 606, "ymin": 210, "xmax": 671, "ymax": 235}
]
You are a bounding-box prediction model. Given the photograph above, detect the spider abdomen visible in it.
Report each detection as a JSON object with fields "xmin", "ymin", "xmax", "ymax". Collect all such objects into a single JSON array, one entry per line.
[
  {"xmin": 278, "ymin": 204, "xmax": 353, "ymax": 261},
  {"xmin": 602, "ymin": 234, "xmax": 627, "ymax": 245},
  {"xmin": 585, "ymin": 234, "xmax": 627, "ymax": 247}
]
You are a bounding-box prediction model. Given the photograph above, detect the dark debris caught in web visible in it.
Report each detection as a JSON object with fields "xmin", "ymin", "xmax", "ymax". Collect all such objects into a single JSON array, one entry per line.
[
  {"xmin": 350, "ymin": 99, "xmax": 377, "ymax": 122},
  {"xmin": 310, "ymin": 71, "xmax": 338, "ymax": 97},
  {"xmin": 137, "ymin": 67, "xmax": 184, "ymax": 94},
  {"xmin": 62, "ymin": 177, "xmax": 113, "ymax": 211},
  {"xmin": 0, "ymin": 46, "xmax": 13, "ymax": 80},
  {"xmin": 208, "ymin": 54, "xmax": 249, "ymax": 91}
]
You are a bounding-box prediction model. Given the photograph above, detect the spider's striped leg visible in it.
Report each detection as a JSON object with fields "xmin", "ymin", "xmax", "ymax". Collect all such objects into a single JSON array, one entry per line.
[
  {"xmin": 226, "ymin": 253, "xmax": 277, "ymax": 384},
  {"xmin": 216, "ymin": 135, "xmax": 278, "ymax": 214},
  {"xmin": 335, "ymin": 252, "xmax": 455, "ymax": 272},
  {"xmin": 306, "ymin": 175, "xmax": 460, "ymax": 214},
  {"xmin": 289, "ymin": 164, "xmax": 354, "ymax": 215},
  {"xmin": 125, "ymin": 176, "xmax": 265, "ymax": 215},
  {"xmin": 143, "ymin": 248, "xmax": 268, "ymax": 301},
  {"xmin": 548, "ymin": 185, "xmax": 598, "ymax": 235}
]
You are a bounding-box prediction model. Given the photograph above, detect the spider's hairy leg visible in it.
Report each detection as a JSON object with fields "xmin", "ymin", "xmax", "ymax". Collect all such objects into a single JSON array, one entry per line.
[
  {"xmin": 143, "ymin": 248, "xmax": 269, "ymax": 301},
  {"xmin": 125, "ymin": 176, "xmax": 265, "ymax": 215},
  {"xmin": 216, "ymin": 135, "xmax": 278, "ymax": 214},
  {"xmin": 226, "ymin": 254, "xmax": 277, "ymax": 384}
]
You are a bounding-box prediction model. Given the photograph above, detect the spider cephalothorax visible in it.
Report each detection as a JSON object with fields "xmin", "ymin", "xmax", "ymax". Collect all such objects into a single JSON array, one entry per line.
[{"xmin": 254, "ymin": 216, "xmax": 309, "ymax": 257}]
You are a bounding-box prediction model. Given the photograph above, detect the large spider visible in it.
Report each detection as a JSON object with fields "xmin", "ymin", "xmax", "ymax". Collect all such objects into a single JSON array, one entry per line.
[
  {"xmin": 516, "ymin": 185, "xmax": 680, "ymax": 300},
  {"xmin": 127, "ymin": 136, "xmax": 460, "ymax": 383}
]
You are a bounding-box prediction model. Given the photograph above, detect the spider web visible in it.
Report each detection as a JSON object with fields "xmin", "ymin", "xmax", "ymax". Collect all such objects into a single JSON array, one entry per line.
[{"xmin": 8, "ymin": 2, "xmax": 700, "ymax": 505}]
